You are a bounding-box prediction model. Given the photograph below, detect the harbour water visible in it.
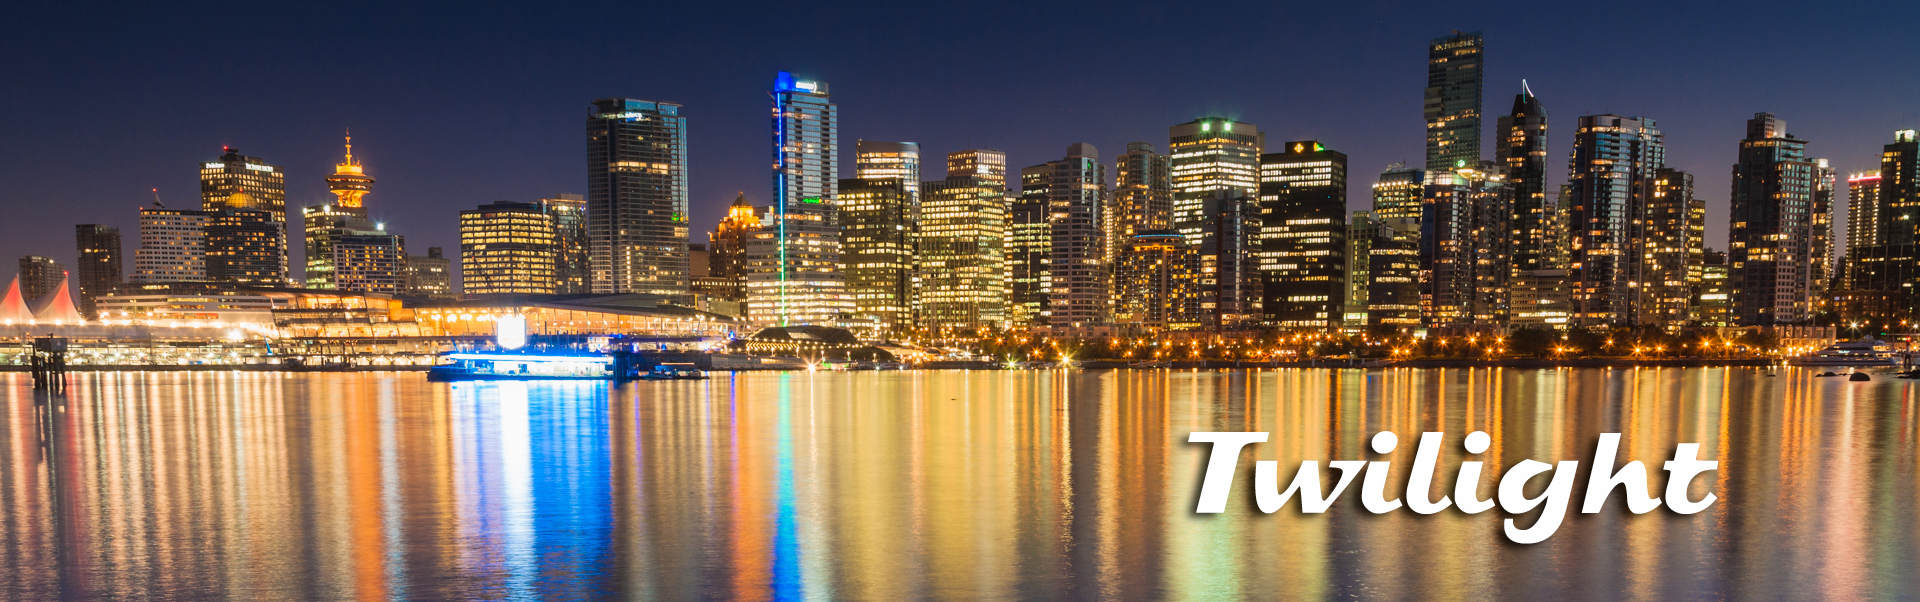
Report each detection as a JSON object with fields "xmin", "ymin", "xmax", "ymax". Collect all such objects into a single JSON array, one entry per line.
[{"xmin": 1, "ymin": 368, "xmax": 1916, "ymax": 600}]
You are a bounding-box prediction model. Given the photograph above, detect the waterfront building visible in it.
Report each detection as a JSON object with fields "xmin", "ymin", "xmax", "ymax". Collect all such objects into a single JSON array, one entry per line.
[
  {"xmin": 1422, "ymin": 163, "xmax": 1510, "ymax": 328},
  {"xmin": 1510, "ymin": 269, "xmax": 1572, "ymax": 328},
  {"xmin": 18, "ymin": 256, "xmax": 63, "ymax": 304},
  {"xmin": 586, "ymin": 98, "xmax": 690, "ymax": 300},
  {"xmin": 1366, "ymin": 217, "xmax": 1422, "ymax": 332},
  {"xmin": 1170, "ymin": 117, "xmax": 1261, "ymax": 246},
  {"xmin": 1845, "ymin": 171, "xmax": 1882, "ymax": 286},
  {"xmin": 330, "ymin": 233, "xmax": 405, "ymax": 294},
  {"xmin": 918, "ymin": 157, "xmax": 1008, "ymax": 336},
  {"xmin": 1498, "ymin": 82, "xmax": 1555, "ymax": 273},
  {"xmin": 1372, "ymin": 164, "xmax": 1425, "ymax": 221},
  {"xmin": 1642, "ymin": 168, "xmax": 1703, "ymax": 329},
  {"xmin": 1113, "ymin": 232, "xmax": 1201, "ymax": 332},
  {"xmin": 1695, "ymin": 250, "xmax": 1731, "ymax": 327},
  {"xmin": 1566, "ymin": 114, "xmax": 1665, "ymax": 326},
  {"xmin": 459, "ymin": 201, "xmax": 558, "ymax": 298},
  {"xmin": 132, "ymin": 207, "xmax": 209, "ymax": 283},
  {"xmin": 1196, "ymin": 189, "xmax": 1262, "ymax": 329},
  {"xmin": 1842, "ymin": 130, "xmax": 1919, "ymax": 322},
  {"xmin": 707, "ymin": 193, "xmax": 756, "ymax": 306},
  {"xmin": 1018, "ymin": 144, "xmax": 1109, "ymax": 330},
  {"xmin": 204, "ymin": 209, "xmax": 285, "ymax": 285},
  {"xmin": 1344, "ymin": 212, "xmax": 1377, "ymax": 329},
  {"xmin": 304, "ymin": 137, "xmax": 399, "ymax": 291},
  {"xmin": 746, "ymin": 72, "xmax": 852, "ymax": 326},
  {"xmin": 839, "ymin": 176, "xmax": 914, "ymax": 330},
  {"xmin": 1111, "ymin": 142, "xmax": 1174, "ymax": 260},
  {"xmin": 74, "ymin": 225, "xmax": 121, "ymax": 318},
  {"xmin": 404, "ymin": 247, "xmax": 453, "ymax": 299},
  {"xmin": 1007, "ymin": 187, "xmax": 1050, "ymax": 327},
  {"xmin": 200, "ymin": 148, "xmax": 288, "ymax": 282},
  {"xmin": 1728, "ymin": 113, "xmax": 1817, "ymax": 326},
  {"xmin": 542, "ymin": 194, "xmax": 590, "ymax": 294},
  {"xmin": 1258, "ymin": 140, "xmax": 1347, "ymax": 331},
  {"xmin": 1813, "ymin": 160, "xmax": 1837, "ymax": 291},
  {"xmin": 1426, "ymin": 31, "xmax": 1484, "ymax": 172}
]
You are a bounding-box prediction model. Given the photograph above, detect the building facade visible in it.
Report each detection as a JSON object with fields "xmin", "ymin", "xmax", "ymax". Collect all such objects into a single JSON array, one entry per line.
[
  {"xmin": 1019, "ymin": 144, "xmax": 1109, "ymax": 330},
  {"xmin": 459, "ymin": 201, "xmax": 558, "ymax": 297},
  {"xmin": 542, "ymin": 194, "xmax": 590, "ymax": 295},
  {"xmin": 1422, "ymin": 163, "xmax": 1511, "ymax": 328},
  {"xmin": 18, "ymin": 256, "xmax": 63, "ymax": 303},
  {"xmin": 204, "ymin": 209, "xmax": 284, "ymax": 285},
  {"xmin": 405, "ymin": 247, "xmax": 453, "ymax": 299},
  {"xmin": 200, "ymin": 148, "xmax": 288, "ymax": 283},
  {"xmin": 919, "ymin": 159, "xmax": 1009, "ymax": 336},
  {"xmin": 74, "ymin": 224, "xmax": 122, "ymax": 318},
  {"xmin": 1566, "ymin": 115, "xmax": 1665, "ymax": 326},
  {"xmin": 1259, "ymin": 140, "xmax": 1348, "ymax": 331},
  {"xmin": 132, "ymin": 207, "xmax": 209, "ymax": 283},
  {"xmin": 1426, "ymin": 31, "xmax": 1484, "ymax": 172},
  {"xmin": 1113, "ymin": 232, "xmax": 1201, "ymax": 332},
  {"xmin": 1728, "ymin": 113, "xmax": 1817, "ymax": 326},
  {"xmin": 586, "ymin": 98, "xmax": 690, "ymax": 300},
  {"xmin": 746, "ymin": 72, "xmax": 852, "ymax": 326},
  {"xmin": 1170, "ymin": 117, "xmax": 1261, "ymax": 245},
  {"xmin": 1498, "ymin": 82, "xmax": 1554, "ymax": 273},
  {"xmin": 839, "ymin": 176, "xmax": 914, "ymax": 330},
  {"xmin": 1642, "ymin": 168, "xmax": 1703, "ymax": 328}
]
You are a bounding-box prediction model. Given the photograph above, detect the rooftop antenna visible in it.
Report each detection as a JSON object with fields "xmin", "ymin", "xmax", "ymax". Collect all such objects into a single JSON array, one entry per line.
[
  {"xmin": 1522, "ymin": 79, "xmax": 1535, "ymax": 98},
  {"xmin": 151, "ymin": 187, "xmax": 165, "ymax": 208}
]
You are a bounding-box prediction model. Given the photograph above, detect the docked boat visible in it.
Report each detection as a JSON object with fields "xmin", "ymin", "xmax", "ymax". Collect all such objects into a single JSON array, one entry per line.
[
  {"xmin": 1790, "ymin": 337, "xmax": 1903, "ymax": 367},
  {"xmin": 428, "ymin": 351, "xmax": 614, "ymax": 381}
]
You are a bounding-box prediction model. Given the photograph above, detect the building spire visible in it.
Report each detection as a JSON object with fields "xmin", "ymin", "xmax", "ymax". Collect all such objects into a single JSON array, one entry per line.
[{"xmin": 343, "ymin": 129, "xmax": 357, "ymax": 167}]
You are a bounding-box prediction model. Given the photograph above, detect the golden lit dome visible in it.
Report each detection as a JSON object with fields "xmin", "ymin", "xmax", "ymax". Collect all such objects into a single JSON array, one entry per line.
[{"xmin": 227, "ymin": 191, "xmax": 256, "ymax": 209}]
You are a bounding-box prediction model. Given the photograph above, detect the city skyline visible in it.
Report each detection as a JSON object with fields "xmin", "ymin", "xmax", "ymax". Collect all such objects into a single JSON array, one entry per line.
[{"xmin": 3, "ymin": 2, "xmax": 1914, "ymax": 278}]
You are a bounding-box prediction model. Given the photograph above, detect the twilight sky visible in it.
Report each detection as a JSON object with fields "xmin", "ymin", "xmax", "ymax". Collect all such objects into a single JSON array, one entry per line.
[{"xmin": 3, "ymin": 0, "xmax": 1917, "ymax": 280}]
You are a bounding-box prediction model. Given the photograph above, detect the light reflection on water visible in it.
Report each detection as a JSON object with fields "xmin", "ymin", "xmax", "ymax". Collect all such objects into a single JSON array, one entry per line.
[{"xmin": 1, "ymin": 368, "xmax": 1917, "ymax": 600}]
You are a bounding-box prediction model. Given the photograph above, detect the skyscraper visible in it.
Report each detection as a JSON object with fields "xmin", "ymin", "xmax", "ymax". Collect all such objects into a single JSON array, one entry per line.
[
  {"xmin": 1372, "ymin": 164, "xmax": 1425, "ymax": 221},
  {"xmin": 331, "ymin": 233, "xmax": 406, "ymax": 294},
  {"xmin": 708, "ymin": 193, "xmax": 757, "ymax": 305},
  {"xmin": 1728, "ymin": 113, "xmax": 1817, "ymax": 326},
  {"xmin": 460, "ymin": 201, "xmax": 558, "ymax": 298},
  {"xmin": 74, "ymin": 224, "xmax": 122, "ymax": 318},
  {"xmin": 746, "ymin": 72, "xmax": 852, "ymax": 326},
  {"xmin": 542, "ymin": 194, "xmax": 589, "ymax": 294},
  {"xmin": 1259, "ymin": 140, "xmax": 1348, "ymax": 331},
  {"xmin": 1843, "ymin": 130, "xmax": 1919, "ymax": 322},
  {"xmin": 839, "ymin": 176, "xmax": 914, "ymax": 330},
  {"xmin": 1566, "ymin": 115, "xmax": 1664, "ymax": 326},
  {"xmin": 305, "ymin": 136, "xmax": 400, "ymax": 291},
  {"xmin": 1019, "ymin": 144, "xmax": 1109, "ymax": 330},
  {"xmin": 1498, "ymin": 81, "xmax": 1553, "ymax": 272},
  {"xmin": 1111, "ymin": 142, "xmax": 1174, "ymax": 254},
  {"xmin": 586, "ymin": 98, "xmax": 690, "ymax": 300},
  {"xmin": 204, "ymin": 209, "xmax": 284, "ymax": 284},
  {"xmin": 1007, "ymin": 184, "xmax": 1050, "ymax": 327},
  {"xmin": 1344, "ymin": 211, "xmax": 1378, "ymax": 329},
  {"xmin": 132, "ymin": 207, "xmax": 209, "ymax": 282},
  {"xmin": 919, "ymin": 152, "xmax": 1010, "ymax": 337},
  {"xmin": 1643, "ymin": 168, "xmax": 1702, "ymax": 329},
  {"xmin": 947, "ymin": 149, "xmax": 1007, "ymax": 187},
  {"xmin": 1366, "ymin": 217, "xmax": 1423, "ymax": 331},
  {"xmin": 1812, "ymin": 159, "xmax": 1837, "ymax": 291},
  {"xmin": 324, "ymin": 133, "xmax": 373, "ymax": 214},
  {"xmin": 1170, "ymin": 118, "xmax": 1261, "ymax": 244},
  {"xmin": 855, "ymin": 141, "xmax": 920, "ymax": 202},
  {"xmin": 201, "ymin": 148, "xmax": 288, "ymax": 282},
  {"xmin": 1113, "ymin": 232, "xmax": 1201, "ymax": 332},
  {"xmin": 1422, "ymin": 163, "xmax": 1510, "ymax": 328},
  {"xmin": 18, "ymin": 256, "xmax": 63, "ymax": 303},
  {"xmin": 1426, "ymin": 31, "xmax": 1484, "ymax": 172},
  {"xmin": 1845, "ymin": 171, "xmax": 1882, "ymax": 285}
]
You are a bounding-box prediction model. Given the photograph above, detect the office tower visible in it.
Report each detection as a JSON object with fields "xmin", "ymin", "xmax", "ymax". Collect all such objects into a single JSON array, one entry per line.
[
  {"xmin": 537, "ymin": 194, "xmax": 589, "ymax": 294},
  {"xmin": 1111, "ymin": 142, "xmax": 1174, "ymax": 256},
  {"xmin": 840, "ymin": 176, "xmax": 914, "ymax": 329},
  {"xmin": 1511, "ymin": 270, "xmax": 1573, "ymax": 328},
  {"xmin": 919, "ymin": 157, "xmax": 1010, "ymax": 336},
  {"xmin": 1812, "ymin": 160, "xmax": 1837, "ymax": 291},
  {"xmin": 1007, "ymin": 189, "xmax": 1050, "ymax": 327},
  {"xmin": 201, "ymin": 148, "xmax": 288, "ymax": 281},
  {"xmin": 1728, "ymin": 113, "xmax": 1817, "ymax": 326},
  {"xmin": 1695, "ymin": 250, "xmax": 1731, "ymax": 327},
  {"xmin": 1642, "ymin": 168, "xmax": 1702, "ymax": 329},
  {"xmin": 747, "ymin": 72, "xmax": 852, "ymax": 326},
  {"xmin": 947, "ymin": 149, "xmax": 1007, "ymax": 187},
  {"xmin": 586, "ymin": 98, "xmax": 690, "ymax": 299},
  {"xmin": 1017, "ymin": 144, "xmax": 1109, "ymax": 330},
  {"xmin": 303, "ymin": 204, "xmax": 360, "ymax": 287},
  {"xmin": 1844, "ymin": 130, "xmax": 1919, "ymax": 321},
  {"xmin": 132, "ymin": 207, "xmax": 209, "ymax": 282},
  {"xmin": 1366, "ymin": 217, "xmax": 1423, "ymax": 331},
  {"xmin": 18, "ymin": 256, "xmax": 63, "ymax": 303},
  {"xmin": 1170, "ymin": 118, "xmax": 1261, "ymax": 245},
  {"xmin": 1566, "ymin": 115, "xmax": 1665, "ymax": 326},
  {"xmin": 459, "ymin": 201, "xmax": 558, "ymax": 297},
  {"xmin": 204, "ymin": 210, "xmax": 284, "ymax": 284},
  {"xmin": 1846, "ymin": 171, "xmax": 1882, "ymax": 285},
  {"xmin": 74, "ymin": 224, "xmax": 122, "ymax": 318},
  {"xmin": 405, "ymin": 247, "xmax": 453, "ymax": 299},
  {"xmin": 1422, "ymin": 163, "xmax": 1510, "ymax": 328},
  {"xmin": 856, "ymin": 141, "xmax": 921, "ymax": 201},
  {"xmin": 1426, "ymin": 31, "xmax": 1484, "ymax": 172},
  {"xmin": 1498, "ymin": 81, "xmax": 1553, "ymax": 273},
  {"xmin": 1113, "ymin": 232, "xmax": 1201, "ymax": 331},
  {"xmin": 1371, "ymin": 164, "xmax": 1425, "ymax": 221},
  {"xmin": 1259, "ymin": 140, "xmax": 1348, "ymax": 331},
  {"xmin": 1344, "ymin": 211, "xmax": 1378, "ymax": 329},
  {"xmin": 1197, "ymin": 189, "xmax": 1262, "ymax": 329},
  {"xmin": 707, "ymin": 193, "xmax": 757, "ymax": 304},
  {"xmin": 331, "ymin": 234, "xmax": 405, "ymax": 293}
]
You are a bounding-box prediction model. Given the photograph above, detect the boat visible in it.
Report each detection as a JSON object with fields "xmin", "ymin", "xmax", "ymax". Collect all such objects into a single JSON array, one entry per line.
[
  {"xmin": 427, "ymin": 351, "xmax": 614, "ymax": 381},
  {"xmin": 1789, "ymin": 337, "xmax": 1903, "ymax": 367},
  {"xmin": 639, "ymin": 364, "xmax": 707, "ymax": 381}
]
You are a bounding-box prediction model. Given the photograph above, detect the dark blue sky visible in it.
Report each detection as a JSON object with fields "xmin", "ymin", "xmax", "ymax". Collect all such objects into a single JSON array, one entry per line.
[{"xmin": 4, "ymin": 0, "xmax": 1917, "ymax": 279}]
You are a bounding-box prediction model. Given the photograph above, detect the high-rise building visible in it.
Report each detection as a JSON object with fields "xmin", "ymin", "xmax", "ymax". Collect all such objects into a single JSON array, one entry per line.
[
  {"xmin": 1642, "ymin": 168, "xmax": 1702, "ymax": 329},
  {"xmin": 324, "ymin": 133, "xmax": 373, "ymax": 214},
  {"xmin": 305, "ymin": 137, "xmax": 401, "ymax": 291},
  {"xmin": 1498, "ymin": 82, "xmax": 1554, "ymax": 272},
  {"xmin": 540, "ymin": 194, "xmax": 589, "ymax": 294},
  {"xmin": 1111, "ymin": 142, "xmax": 1174, "ymax": 256},
  {"xmin": 919, "ymin": 156, "xmax": 1010, "ymax": 337},
  {"xmin": 1695, "ymin": 250, "xmax": 1732, "ymax": 327},
  {"xmin": 839, "ymin": 176, "xmax": 914, "ymax": 330},
  {"xmin": 1566, "ymin": 115, "xmax": 1665, "ymax": 326},
  {"xmin": 1366, "ymin": 217, "xmax": 1422, "ymax": 331},
  {"xmin": 1812, "ymin": 159, "xmax": 1837, "ymax": 292},
  {"xmin": 18, "ymin": 256, "xmax": 63, "ymax": 303},
  {"xmin": 1344, "ymin": 211, "xmax": 1378, "ymax": 329},
  {"xmin": 1113, "ymin": 232, "xmax": 1201, "ymax": 332},
  {"xmin": 1018, "ymin": 144, "xmax": 1109, "ymax": 330},
  {"xmin": 586, "ymin": 98, "xmax": 690, "ymax": 300},
  {"xmin": 1372, "ymin": 164, "xmax": 1425, "ymax": 221},
  {"xmin": 1426, "ymin": 31, "xmax": 1484, "ymax": 172},
  {"xmin": 404, "ymin": 247, "xmax": 453, "ymax": 299},
  {"xmin": 855, "ymin": 141, "xmax": 920, "ymax": 201},
  {"xmin": 1259, "ymin": 140, "xmax": 1348, "ymax": 331},
  {"xmin": 707, "ymin": 193, "xmax": 757, "ymax": 305},
  {"xmin": 201, "ymin": 148, "xmax": 288, "ymax": 282},
  {"xmin": 947, "ymin": 149, "xmax": 1007, "ymax": 188},
  {"xmin": 1170, "ymin": 117, "xmax": 1261, "ymax": 245},
  {"xmin": 459, "ymin": 201, "xmax": 558, "ymax": 298},
  {"xmin": 1007, "ymin": 189, "xmax": 1050, "ymax": 327},
  {"xmin": 74, "ymin": 224, "xmax": 122, "ymax": 318},
  {"xmin": 1843, "ymin": 130, "xmax": 1919, "ymax": 322},
  {"xmin": 746, "ymin": 72, "xmax": 852, "ymax": 326},
  {"xmin": 1846, "ymin": 171, "xmax": 1883, "ymax": 285},
  {"xmin": 1728, "ymin": 113, "xmax": 1817, "ymax": 326},
  {"xmin": 1422, "ymin": 163, "xmax": 1511, "ymax": 328},
  {"xmin": 132, "ymin": 207, "xmax": 209, "ymax": 283},
  {"xmin": 331, "ymin": 233, "xmax": 406, "ymax": 294},
  {"xmin": 204, "ymin": 209, "xmax": 284, "ymax": 285}
]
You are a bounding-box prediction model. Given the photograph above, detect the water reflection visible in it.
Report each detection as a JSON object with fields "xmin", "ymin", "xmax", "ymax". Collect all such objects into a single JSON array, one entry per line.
[{"xmin": 2, "ymin": 368, "xmax": 1917, "ymax": 600}]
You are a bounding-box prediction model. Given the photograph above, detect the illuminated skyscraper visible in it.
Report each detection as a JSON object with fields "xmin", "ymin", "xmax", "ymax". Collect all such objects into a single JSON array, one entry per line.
[
  {"xmin": 947, "ymin": 149, "xmax": 1007, "ymax": 187},
  {"xmin": 1812, "ymin": 159, "xmax": 1837, "ymax": 291},
  {"xmin": 324, "ymin": 133, "xmax": 373, "ymax": 215},
  {"xmin": 1111, "ymin": 142, "xmax": 1174, "ymax": 251},
  {"xmin": 747, "ymin": 72, "xmax": 852, "ymax": 325},
  {"xmin": 1567, "ymin": 115, "xmax": 1664, "ymax": 326},
  {"xmin": 1426, "ymin": 31, "xmax": 1484, "ymax": 172},
  {"xmin": 204, "ymin": 209, "xmax": 284, "ymax": 285},
  {"xmin": 840, "ymin": 176, "xmax": 913, "ymax": 330},
  {"xmin": 587, "ymin": 98, "xmax": 689, "ymax": 300},
  {"xmin": 331, "ymin": 233, "xmax": 406, "ymax": 294},
  {"xmin": 74, "ymin": 224, "xmax": 122, "ymax": 318},
  {"xmin": 1007, "ymin": 188, "xmax": 1050, "ymax": 327},
  {"xmin": 1728, "ymin": 113, "xmax": 1817, "ymax": 326},
  {"xmin": 1845, "ymin": 171, "xmax": 1882, "ymax": 285},
  {"xmin": 201, "ymin": 148, "xmax": 288, "ymax": 282},
  {"xmin": 1113, "ymin": 232, "xmax": 1201, "ymax": 332},
  {"xmin": 1170, "ymin": 117, "xmax": 1261, "ymax": 245},
  {"xmin": 132, "ymin": 207, "xmax": 209, "ymax": 283},
  {"xmin": 1643, "ymin": 168, "xmax": 1701, "ymax": 329},
  {"xmin": 1366, "ymin": 216, "xmax": 1423, "ymax": 331},
  {"xmin": 1259, "ymin": 140, "xmax": 1347, "ymax": 331},
  {"xmin": 855, "ymin": 140, "xmax": 920, "ymax": 203},
  {"xmin": 541, "ymin": 194, "xmax": 589, "ymax": 294},
  {"xmin": 1843, "ymin": 130, "xmax": 1919, "ymax": 322},
  {"xmin": 1422, "ymin": 163, "xmax": 1510, "ymax": 328},
  {"xmin": 1371, "ymin": 164, "xmax": 1424, "ymax": 221},
  {"xmin": 1498, "ymin": 82, "xmax": 1553, "ymax": 272},
  {"xmin": 707, "ymin": 193, "xmax": 757, "ymax": 305},
  {"xmin": 919, "ymin": 154, "xmax": 1009, "ymax": 336},
  {"xmin": 1018, "ymin": 144, "xmax": 1109, "ymax": 330},
  {"xmin": 460, "ymin": 201, "xmax": 558, "ymax": 298}
]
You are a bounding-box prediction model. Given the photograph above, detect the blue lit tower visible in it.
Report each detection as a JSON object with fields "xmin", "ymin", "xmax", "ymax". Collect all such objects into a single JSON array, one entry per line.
[{"xmin": 745, "ymin": 72, "xmax": 853, "ymax": 326}]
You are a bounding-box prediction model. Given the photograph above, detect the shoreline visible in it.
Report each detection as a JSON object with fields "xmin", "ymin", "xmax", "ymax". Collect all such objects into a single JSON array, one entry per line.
[{"xmin": 0, "ymin": 357, "xmax": 1828, "ymax": 373}]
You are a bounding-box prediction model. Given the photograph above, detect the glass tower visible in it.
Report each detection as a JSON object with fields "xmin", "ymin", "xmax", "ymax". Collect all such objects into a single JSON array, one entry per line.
[
  {"xmin": 1259, "ymin": 140, "xmax": 1348, "ymax": 331},
  {"xmin": 1566, "ymin": 114, "xmax": 1664, "ymax": 326},
  {"xmin": 1498, "ymin": 82, "xmax": 1552, "ymax": 272},
  {"xmin": 747, "ymin": 72, "xmax": 853, "ymax": 326},
  {"xmin": 1426, "ymin": 31, "xmax": 1484, "ymax": 172},
  {"xmin": 1728, "ymin": 113, "xmax": 1817, "ymax": 326},
  {"xmin": 74, "ymin": 224, "xmax": 122, "ymax": 318},
  {"xmin": 918, "ymin": 151, "xmax": 1009, "ymax": 337},
  {"xmin": 460, "ymin": 201, "xmax": 558, "ymax": 298},
  {"xmin": 586, "ymin": 98, "xmax": 689, "ymax": 300}
]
